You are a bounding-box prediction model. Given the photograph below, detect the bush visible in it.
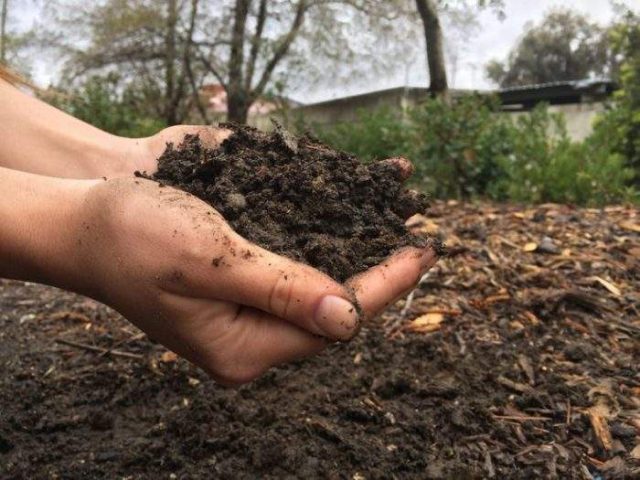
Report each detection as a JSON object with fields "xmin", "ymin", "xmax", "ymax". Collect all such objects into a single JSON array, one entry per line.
[
  {"xmin": 406, "ymin": 95, "xmax": 511, "ymax": 198},
  {"xmin": 590, "ymin": 10, "xmax": 640, "ymax": 184},
  {"xmin": 491, "ymin": 106, "xmax": 636, "ymax": 205},
  {"xmin": 312, "ymin": 106, "xmax": 408, "ymax": 162},
  {"xmin": 44, "ymin": 73, "xmax": 166, "ymax": 138},
  {"xmin": 311, "ymin": 97, "xmax": 638, "ymax": 206}
]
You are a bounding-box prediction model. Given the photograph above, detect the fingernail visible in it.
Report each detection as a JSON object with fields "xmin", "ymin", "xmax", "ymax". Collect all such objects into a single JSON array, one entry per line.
[{"xmin": 315, "ymin": 295, "xmax": 359, "ymax": 340}]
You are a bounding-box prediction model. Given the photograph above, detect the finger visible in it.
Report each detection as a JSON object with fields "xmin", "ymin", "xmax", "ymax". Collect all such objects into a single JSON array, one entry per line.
[
  {"xmin": 207, "ymin": 307, "xmax": 329, "ymax": 386},
  {"xmin": 192, "ymin": 232, "xmax": 361, "ymax": 341},
  {"xmin": 184, "ymin": 125, "xmax": 232, "ymax": 149},
  {"xmin": 346, "ymin": 247, "xmax": 437, "ymax": 321},
  {"xmin": 369, "ymin": 157, "xmax": 415, "ymax": 181},
  {"xmin": 149, "ymin": 125, "xmax": 232, "ymax": 159}
]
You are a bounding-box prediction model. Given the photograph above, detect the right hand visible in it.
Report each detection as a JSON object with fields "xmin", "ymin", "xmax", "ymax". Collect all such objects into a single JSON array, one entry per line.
[{"xmin": 68, "ymin": 175, "xmax": 436, "ymax": 386}]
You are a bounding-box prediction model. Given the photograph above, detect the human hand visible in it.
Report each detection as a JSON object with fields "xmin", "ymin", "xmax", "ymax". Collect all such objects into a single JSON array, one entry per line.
[
  {"xmin": 129, "ymin": 125, "xmax": 233, "ymax": 175},
  {"xmin": 71, "ymin": 173, "xmax": 436, "ymax": 385}
]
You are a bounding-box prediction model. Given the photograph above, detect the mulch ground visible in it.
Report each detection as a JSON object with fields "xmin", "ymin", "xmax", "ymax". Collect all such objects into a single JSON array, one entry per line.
[{"xmin": 1, "ymin": 201, "xmax": 639, "ymax": 480}]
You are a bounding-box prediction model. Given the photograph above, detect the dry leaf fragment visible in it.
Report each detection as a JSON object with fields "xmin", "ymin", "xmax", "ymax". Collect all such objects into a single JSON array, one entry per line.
[
  {"xmin": 407, "ymin": 312, "xmax": 444, "ymax": 333},
  {"xmin": 631, "ymin": 444, "xmax": 640, "ymax": 460},
  {"xmin": 161, "ymin": 351, "xmax": 178, "ymax": 363},
  {"xmin": 620, "ymin": 221, "xmax": 640, "ymax": 233}
]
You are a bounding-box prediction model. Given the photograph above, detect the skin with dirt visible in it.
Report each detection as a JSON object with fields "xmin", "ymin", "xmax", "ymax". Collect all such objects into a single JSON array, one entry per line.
[{"xmin": 142, "ymin": 124, "xmax": 439, "ymax": 282}]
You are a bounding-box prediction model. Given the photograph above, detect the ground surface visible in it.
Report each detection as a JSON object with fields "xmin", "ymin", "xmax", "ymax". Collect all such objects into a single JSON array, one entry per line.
[{"xmin": 1, "ymin": 201, "xmax": 639, "ymax": 480}]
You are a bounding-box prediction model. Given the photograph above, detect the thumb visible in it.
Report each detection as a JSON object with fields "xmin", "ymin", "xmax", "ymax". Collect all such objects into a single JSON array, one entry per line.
[{"xmin": 200, "ymin": 237, "xmax": 361, "ymax": 341}]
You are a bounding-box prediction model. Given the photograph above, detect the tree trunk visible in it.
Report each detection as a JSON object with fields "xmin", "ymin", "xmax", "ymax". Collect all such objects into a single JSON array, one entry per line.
[
  {"xmin": 164, "ymin": 0, "xmax": 179, "ymax": 124},
  {"xmin": 0, "ymin": 0, "xmax": 9, "ymax": 64},
  {"xmin": 227, "ymin": 0, "xmax": 250, "ymax": 123},
  {"xmin": 227, "ymin": 93, "xmax": 250, "ymax": 124},
  {"xmin": 415, "ymin": 0, "xmax": 449, "ymax": 99}
]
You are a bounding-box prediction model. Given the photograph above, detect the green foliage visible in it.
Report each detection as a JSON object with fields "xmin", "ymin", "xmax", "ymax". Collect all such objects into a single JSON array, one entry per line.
[
  {"xmin": 406, "ymin": 95, "xmax": 512, "ymax": 198},
  {"xmin": 486, "ymin": 9, "xmax": 618, "ymax": 87},
  {"xmin": 491, "ymin": 107, "xmax": 636, "ymax": 205},
  {"xmin": 312, "ymin": 97, "xmax": 637, "ymax": 206},
  {"xmin": 590, "ymin": 10, "xmax": 640, "ymax": 183},
  {"xmin": 313, "ymin": 107, "xmax": 407, "ymax": 162},
  {"xmin": 47, "ymin": 74, "xmax": 165, "ymax": 138}
]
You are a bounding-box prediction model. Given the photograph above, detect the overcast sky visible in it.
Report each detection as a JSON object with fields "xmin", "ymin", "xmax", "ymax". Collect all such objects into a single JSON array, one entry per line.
[
  {"xmin": 12, "ymin": 0, "xmax": 640, "ymax": 104},
  {"xmin": 309, "ymin": 0, "xmax": 640, "ymax": 103}
]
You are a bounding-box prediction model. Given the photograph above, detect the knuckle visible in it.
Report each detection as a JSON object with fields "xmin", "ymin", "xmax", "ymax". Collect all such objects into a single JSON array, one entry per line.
[{"xmin": 267, "ymin": 272, "xmax": 296, "ymax": 318}]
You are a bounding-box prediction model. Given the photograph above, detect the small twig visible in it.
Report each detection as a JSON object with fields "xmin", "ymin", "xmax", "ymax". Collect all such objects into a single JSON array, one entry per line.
[
  {"xmin": 496, "ymin": 375, "xmax": 538, "ymax": 395},
  {"xmin": 400, "ymin": 271, "xmax": 432, "ymax": 319},
  {"xmin": 97, "ymin": 332, "xmax": 146, "ymax": 358},
  {"xmin": 455, "ymin": 332, "xmax": 466, "ymax": 355},
  {"xmin": 492, "ymin": 415, "xmax": 551, "ymax": 422},
  {"xmin": 55, "ymin": 339, "xmax": 143, "ymax": 360}
]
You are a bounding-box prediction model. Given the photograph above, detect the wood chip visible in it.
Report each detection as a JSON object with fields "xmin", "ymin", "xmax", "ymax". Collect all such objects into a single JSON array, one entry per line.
[
  {"xmin": 160, "ymin": 351, "xmax": 179, "ymax": 363},
  {"xmin": 588, "ymin": 403, "xmax": 614, "ymax": 452},
  {"xmin": 619, "ymin": 221, "xmax": 640, "ymax": 233},
  {"xmin": 406, "ymin": 312, "xmax": 444, "ymax": 333},
  {"xmin": 591, "ymin": 276, "xmax": 622, "ymax": 297},
  {"xmin": 517, "ymin": 354, "xmax": 535, "ymax": 385}
]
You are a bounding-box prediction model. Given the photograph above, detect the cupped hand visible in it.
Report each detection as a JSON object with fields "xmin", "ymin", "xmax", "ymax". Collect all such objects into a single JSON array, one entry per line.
[{"xmin": 88, "ymin": 125, "xmax": 437, "ymax": 385}]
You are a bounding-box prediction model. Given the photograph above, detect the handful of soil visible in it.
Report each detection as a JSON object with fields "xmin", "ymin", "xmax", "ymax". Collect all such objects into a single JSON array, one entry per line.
[{"xmin": 145, "ymin": 124, "xmax": 440, "ymax": 282}]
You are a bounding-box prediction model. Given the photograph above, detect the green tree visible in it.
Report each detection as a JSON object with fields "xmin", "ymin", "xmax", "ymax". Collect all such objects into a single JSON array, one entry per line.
[
  {"xmin": 46, "ymin": 73, "xmax": 165, "ymax": 137},
  {"xmin": 48, "ymin": 0, "xmax": 207, "ymax": 126},
  {"xmin": 47, "ymin": 0, "xmax": 413, "ymax": 124},
  {"xmin": 590, "ymin": 9, "xmax": 640, "ymax": 183},
  {"xmin": 486, "ymin": 9, "xmax": 617, "ymax": 87},
  {"xmin": 0, "ymin": 0, "xmax": 34, "ymax": 75}
]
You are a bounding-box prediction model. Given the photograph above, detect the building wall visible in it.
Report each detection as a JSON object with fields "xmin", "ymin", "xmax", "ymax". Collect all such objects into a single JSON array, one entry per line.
[
  {"xmin": 292, "ymin": 89, "xmax": 429, "ymax": 127},
  {"xmin": 293, "ymin": 92, "xmax": 606, "ymax": 141},
  {"xmin": 503, "ymin": 103, "xmax": 605, "ymax": 141}
]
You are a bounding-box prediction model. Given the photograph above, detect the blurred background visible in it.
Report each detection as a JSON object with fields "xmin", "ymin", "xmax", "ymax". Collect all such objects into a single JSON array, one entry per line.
[{"xmin": 2, "ymin": 0, "xmax": 639, "ymax": 206}]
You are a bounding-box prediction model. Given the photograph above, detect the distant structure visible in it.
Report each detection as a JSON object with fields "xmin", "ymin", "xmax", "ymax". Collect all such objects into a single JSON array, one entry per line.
[
  {"xmin": 292, "ymin": 79, "xmax": 617, "ymax": 141},
  {"xmin": 198, "ymin": 84, "xmax": 298, "ymax": 129}
]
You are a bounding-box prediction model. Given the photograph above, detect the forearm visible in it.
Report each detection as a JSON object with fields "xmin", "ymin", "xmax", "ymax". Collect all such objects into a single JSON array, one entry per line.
[
  {"xmin": 0, "ymin": 166, "xmax": 95, "ymax": 289},
  {"xmin": 0, "ymin": 81, "xmax": 136, "ymax": 178}
]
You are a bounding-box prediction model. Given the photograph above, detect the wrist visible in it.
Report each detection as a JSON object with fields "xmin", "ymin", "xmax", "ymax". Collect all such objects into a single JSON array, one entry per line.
[
  {"xmin": 0, "ymin": 81, "xmax": 141, "ymax": 178},
  {"xmin": 0, "ymin": 167, "xmax": 98, "ymax": 291}
]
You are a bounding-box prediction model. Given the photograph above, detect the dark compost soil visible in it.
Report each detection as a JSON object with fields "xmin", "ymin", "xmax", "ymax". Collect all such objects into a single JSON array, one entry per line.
[
  {"xmin": 143, "ymin": 124, "xmax": 435, "ymax": 282},
  {"xmin": 1, "ymin": 201, "xmax": 639, "ymax": 479}
]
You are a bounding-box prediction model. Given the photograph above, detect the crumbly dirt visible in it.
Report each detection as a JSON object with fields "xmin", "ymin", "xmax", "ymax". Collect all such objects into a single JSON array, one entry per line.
[
  {"xmin": 2, "ymin": 201, "xmax": 639, "ymax": 479},
  {"xmin": 143, "ymin": 124, "xmax": 436, "ymax": 282}
]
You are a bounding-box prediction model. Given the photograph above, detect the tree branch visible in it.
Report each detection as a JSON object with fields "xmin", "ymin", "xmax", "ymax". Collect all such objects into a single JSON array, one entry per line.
[
  {"xmin": 251, "ymin": 0, "xmax": 307, "ymax": 100},
  {"xmin": 196, "ymin": 48, "xmax": 228, "ymax": 89},
  {"xmin": 245, "ymin": 0, "xmax": 268, "ymax": 92}
]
